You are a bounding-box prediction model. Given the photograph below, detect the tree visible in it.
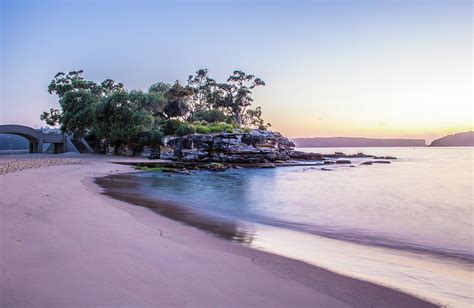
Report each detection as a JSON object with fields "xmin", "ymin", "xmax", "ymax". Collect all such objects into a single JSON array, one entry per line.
[
  {"xmin": 44, "ymin": 70, "xmax": 132, "ymax": 139},
  {"xmin": 129, "ymin": 90, "xmax": 167, "ymax": 118},
  {"xmin": 48, "ymin": 70, "xmax": 101, "ymax": 98},
  {"xmin": 149, "ymin": 81, "xmax": 171, "ymax": 95},
  {"xmin": 212, "ymin": 70, "xmax": 265, "ymax": 126},
  {"xmin": 56, "ymin": 90, "xmax": 97, "ymax": 137},
  {"xmin": 187, "ymin": 69, "xmax": 216, "ymax": 117},
  {"xmin": 100, "ymin": 79, "xmax": 124, "ymax": 94},
  {"xmin": 243, "ymin": 107, "xmax": 271, "ymax": 130},
  {"xmin": 45, "ymin": 71, "xmax": 100, "ymax": 138},
  {"xmin": 93, "ymin": 91, "xmax": 154, "ymax": 146},
  {"xmin": 163, "ymin": 81, "xmax": 193, "ymax": 119},
  {"xmin": 145, "ymin": 82, "xmax": 171, "ymax": 118}
]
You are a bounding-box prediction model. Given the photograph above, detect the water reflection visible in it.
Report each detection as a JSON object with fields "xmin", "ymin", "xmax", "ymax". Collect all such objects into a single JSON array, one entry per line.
[{"xmin": 95, "ymin": 174, "xmax": 255, "ymax": 244}]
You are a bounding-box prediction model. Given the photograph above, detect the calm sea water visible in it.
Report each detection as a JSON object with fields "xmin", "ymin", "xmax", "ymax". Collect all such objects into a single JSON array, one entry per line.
[{"xmin": 132, "ymin": 147, "xmax": 473, "ymax": 307}]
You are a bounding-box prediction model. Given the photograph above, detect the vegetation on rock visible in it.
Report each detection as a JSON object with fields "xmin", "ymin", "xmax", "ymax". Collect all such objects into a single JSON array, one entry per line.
[{"xmin": 41, "ymin": 69, "xmax": 269, "ymax": 155}]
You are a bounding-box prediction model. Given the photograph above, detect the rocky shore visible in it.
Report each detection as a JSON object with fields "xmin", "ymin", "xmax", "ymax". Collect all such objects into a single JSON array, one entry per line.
[{"xmin": 154, "ymin": 130, "xmax": 395, "ymax": 167}]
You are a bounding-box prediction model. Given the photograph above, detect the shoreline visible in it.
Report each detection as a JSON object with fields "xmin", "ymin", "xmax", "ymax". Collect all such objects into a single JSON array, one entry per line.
[
  {"xmin": 97, "ymin": 172, "xmax": 473, "ymax": 265},
  {"xmin": 0, "ymin": 157, "xmax": 437, "ymax": 307}
]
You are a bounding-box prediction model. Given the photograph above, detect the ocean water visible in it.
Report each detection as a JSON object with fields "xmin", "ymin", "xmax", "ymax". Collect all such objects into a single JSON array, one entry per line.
[{"xmin": 131, "ymin": 147, "xmax": 473, "ymax": 307}]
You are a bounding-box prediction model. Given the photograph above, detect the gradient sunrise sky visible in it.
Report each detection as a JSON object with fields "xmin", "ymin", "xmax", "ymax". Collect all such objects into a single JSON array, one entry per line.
[{"xmin": 1, "ymin": 0, "xmax": 472, "ymax": 141}]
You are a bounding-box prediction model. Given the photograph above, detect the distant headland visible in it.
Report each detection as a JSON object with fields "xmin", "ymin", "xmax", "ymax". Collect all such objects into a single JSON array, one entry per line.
[{"xmin": 429, "ymin": 131, "xmax": 474, "ymax": 147}]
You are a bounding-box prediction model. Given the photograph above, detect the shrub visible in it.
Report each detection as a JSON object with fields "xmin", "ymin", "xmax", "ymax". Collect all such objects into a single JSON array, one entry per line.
[
  {"xmin": 208, "ymin": 122, "xmax": 234, "ymax": 133},
  {"xmin": 176, "ymin": 123, "xmax": 196, "ymax": 136},
  {"xmin": 196, "ymin": 125, "xmax": 211, "ymax": 134},
  {"xmin": 130, "ymin": 128, "xmax": 164, "ymax": 153},
  {"xmin": 219, "ymin": 122, "xmax": 234, "ymax": 133},
  {"xmin": 149, "ymin": 128, "xmax": 164, "ymax": 146},
  {"xmin": 162, "ymin": 119, "xmax": 182, "ymax": 135}
]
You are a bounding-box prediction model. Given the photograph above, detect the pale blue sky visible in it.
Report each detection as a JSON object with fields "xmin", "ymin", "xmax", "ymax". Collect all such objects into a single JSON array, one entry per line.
[{"xmin": 1, "ymin": 0, "xmax": 472, "ymax": 140}]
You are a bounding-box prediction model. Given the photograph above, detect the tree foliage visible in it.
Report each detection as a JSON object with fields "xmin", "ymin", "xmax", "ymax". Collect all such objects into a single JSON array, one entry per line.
[
  {"xmin": 211, "ymin": 70, "xmax": 266, "ymax": 126},
  {"xmin": 243, "ymin": 107, "xmax": 271, "ymax": 130},
  {"xmin": 58, "ymin": 90, "xmax": 97, "ymax": 137},
  {"xmin": 192, "ymin": 109, "xmax": 227, "ymax": 123},
  {"xmin": 163, "ymin": 81, "xmax": 193, "ymax": 119},
  {"xmin": 149, "ymin": 81, "xmax": 171, "ymax": 94},
  {"xmin": 41, "ymin": 68, "xmax": 269, "ymax": 151},
  {"xmin": 48, "ymin": 70, "xmax": 101, "ymax": 98},
  {"xmin": 40, "ymin": 108, "xmax": 62, "ymax": 126},
  {"xmin": 93, "ymin": 91, "xmax": 154, "ymax": 145},
  {"xmin": 187, "ymin": 69, "xmax": 216, "ymax": 116}
]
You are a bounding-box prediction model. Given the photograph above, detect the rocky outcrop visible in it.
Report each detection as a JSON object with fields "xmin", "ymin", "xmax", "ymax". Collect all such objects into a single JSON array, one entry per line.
[
  {"xmin": 152, "ymin": 130, "xmax": 399, "ymax": 164},
  {"xmin": 160, "ymin": 130, "xmax": 308, "ymax": 163},
  {"xmin": 287, "ymin": 151, "xmax": 324, "ymax": 160}
]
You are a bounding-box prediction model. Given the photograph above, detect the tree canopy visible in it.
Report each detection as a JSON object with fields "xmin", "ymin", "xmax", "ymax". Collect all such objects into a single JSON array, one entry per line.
[{"xmin": 41, "ymin": 68, "xmax": 269, "ymax": 153}]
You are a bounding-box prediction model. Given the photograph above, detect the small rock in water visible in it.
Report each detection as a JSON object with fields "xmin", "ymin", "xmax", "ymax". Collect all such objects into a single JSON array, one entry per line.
[
  {"xmin": 372, "ymin": 160, "xmax": 391, "ymax": 164},
  {"xmin": 361, "ymin": 161, "xmax": 373, "ymax": 165},
  {"xmin": 321, "ymin": 168, "xmax": 332, "ymax": 171},
  {"xmin": 202, "ymin": 163, "xmax": 228, "ymax": 171},
  {"xmin": 347, "ymin": 152, "xmax": 375, "ymax": 158},
  {"xmin": 373, "ymin": 156, "xmax": 397, "ymax": 160},
  {"xmin": 177, "ymin": 168, "xmax": 191, "ymax": 174},
  {"xmin": 162, "ymin": 168, "xmax": 191, "ymax": 174},
  {"xmin": 335, "ymin": 159, "xmax": 351, "ymax": 164}
]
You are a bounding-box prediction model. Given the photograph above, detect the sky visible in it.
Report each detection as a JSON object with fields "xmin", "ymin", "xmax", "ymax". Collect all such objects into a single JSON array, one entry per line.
[{"xmin": 0, "ymin": 0, "xmax": 472, "ymax": 141}]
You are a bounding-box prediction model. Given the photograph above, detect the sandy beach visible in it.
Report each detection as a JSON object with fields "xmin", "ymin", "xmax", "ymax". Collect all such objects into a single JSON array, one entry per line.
[{"xmin": 0, "ymin": 155, "xmax": 437, "ymax": 307}]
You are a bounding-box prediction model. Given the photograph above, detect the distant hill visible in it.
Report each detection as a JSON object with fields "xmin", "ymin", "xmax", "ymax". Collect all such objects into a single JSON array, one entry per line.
[
  {"xmin": 0, "ymin": 134, "xmax": 29, "ymax": 150},
  {"xmin": 430, "ymin": 131, "xmax": 474, "ymax": 147},
  {"xmin": 292, "ymin": 137, "xmax": 427, "ymax": 147}
]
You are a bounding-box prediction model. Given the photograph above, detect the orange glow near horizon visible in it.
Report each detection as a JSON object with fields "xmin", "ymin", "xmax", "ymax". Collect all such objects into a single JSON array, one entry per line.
[{"xmin": 273, "ymin": 120, "xmax": 473, "ymax": 143}]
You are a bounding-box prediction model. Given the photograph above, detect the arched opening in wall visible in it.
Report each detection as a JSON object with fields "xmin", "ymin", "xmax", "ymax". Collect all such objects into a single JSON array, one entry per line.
[{"xmin": 0, "ymin": 134, "xmax": 30, "ymax": 154}]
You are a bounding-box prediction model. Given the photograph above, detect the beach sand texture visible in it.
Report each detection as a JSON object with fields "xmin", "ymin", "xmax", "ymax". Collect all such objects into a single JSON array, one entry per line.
[{"xmin": 0, "ymin": 156, "xmax": 437, "ymax": 307}]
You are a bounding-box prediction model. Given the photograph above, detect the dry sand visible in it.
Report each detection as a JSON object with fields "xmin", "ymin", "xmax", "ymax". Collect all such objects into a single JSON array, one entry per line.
[{"xmin": 0, "ymin": 156, "xmax": 437, "ymax": 307}]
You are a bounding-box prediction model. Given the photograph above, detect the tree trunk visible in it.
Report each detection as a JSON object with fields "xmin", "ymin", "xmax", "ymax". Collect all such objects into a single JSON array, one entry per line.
[{"xmin": 235, "ymin": 113, "xmax": 242, "ymax": 127}]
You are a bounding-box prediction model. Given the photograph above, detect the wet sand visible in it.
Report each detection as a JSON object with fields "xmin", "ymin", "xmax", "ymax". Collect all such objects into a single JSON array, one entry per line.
[{"xmin": 0, "ymin": 157, "xmax": 438, "ymax": 307}]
